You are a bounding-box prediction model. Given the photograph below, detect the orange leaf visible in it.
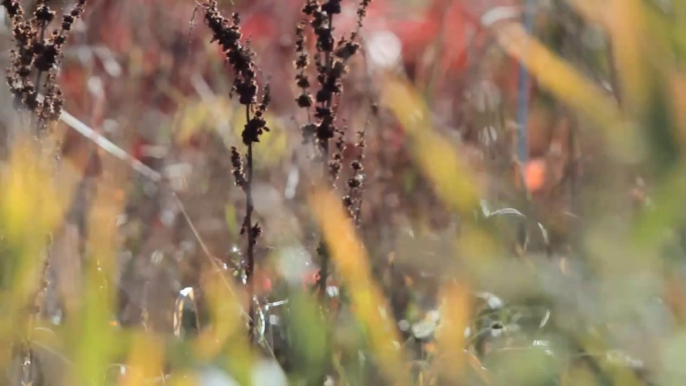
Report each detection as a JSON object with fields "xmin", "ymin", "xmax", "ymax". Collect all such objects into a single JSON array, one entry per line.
[{"xmin": 524, "ymin": 158, "xmax": 547, "ymax": 193}]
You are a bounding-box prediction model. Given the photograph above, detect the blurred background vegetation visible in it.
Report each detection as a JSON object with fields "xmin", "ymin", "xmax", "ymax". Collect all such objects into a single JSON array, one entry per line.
[{"xmin": 1, "ymin": 0, "xmax": 686, "ymax": 385}]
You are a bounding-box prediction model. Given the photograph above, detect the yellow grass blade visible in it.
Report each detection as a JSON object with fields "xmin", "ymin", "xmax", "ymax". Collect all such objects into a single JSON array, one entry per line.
[
  {"xmin": 567, "ymin": 0, "xmax": 609, "ymax": 27},
  {"xmin": 381, "ymin": 77, "xmax": 501, "ymax": 267},
  {"xmin": 118, "ymin": 333, "xmax": 165, "ymax": 386},
  {"xmin": 71, "ymin": 171, "xmax": 126, "ymax": 384},
  {"xmin": 0, "ymin": 138, "xmax": 70, "ymax": 371},
  {"xmin": 310, "ymin": 188, "xmax": 411, "ymax": 386},
  {"xmin": 381, "ymin": 75, "xmax": 480, "ymax": 216},
  {"xmin": 492, "ymin": 21, "xmax": 635, "ymax": 159},
  {"xmin": 607, "ymin": 0, "xmax": 650, "ymax": 110},
  {"xmin": 433, "ymin": 281, "xmax": 473, "ymax": 383},
  {"xmin": 0, "ymin": 138, "xmax": 76, "ymax": 322},
  {"xmin": 195, "ymin": 267, "xmax": 254, "ymax": 385}
]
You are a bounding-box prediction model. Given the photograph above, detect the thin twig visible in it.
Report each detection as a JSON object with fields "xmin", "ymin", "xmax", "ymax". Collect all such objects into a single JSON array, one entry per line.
[
  {"xmin": 188, "ymin": 4, "xmax": 200, "ymax": 55},
  {"xmin": 34, "ymin": 10, "xmax": 49, "ymax": 133},
  {"xmin": 245, "ymin": 104, "xmax": 257, "ymax": 339}
]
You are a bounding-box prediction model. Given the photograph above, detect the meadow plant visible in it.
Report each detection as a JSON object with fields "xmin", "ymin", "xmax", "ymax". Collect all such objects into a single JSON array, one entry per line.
[
  {"xmin": 296, "ymin": 0, "xmax": 372, "ymax": 298},
  {"xmin": 1, "ymin": 0, "xmax": 686, "ymax": 385},
  {"xmin": 3, "ymin": 0, "xmax": 87, "ymax": 132},
  {"xmin": 200, "ymin": 0, "xmax": 271, "ymax": 338}
]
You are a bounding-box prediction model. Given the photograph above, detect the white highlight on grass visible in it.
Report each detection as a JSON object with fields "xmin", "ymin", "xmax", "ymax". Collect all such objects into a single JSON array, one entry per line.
[
  {"xmin": 59, "ymin": 108, "xmax": 162, "ymax": 182},
  {"xmin": 480, "ymin": 6, "xmax": 520, "ymax": 27}
]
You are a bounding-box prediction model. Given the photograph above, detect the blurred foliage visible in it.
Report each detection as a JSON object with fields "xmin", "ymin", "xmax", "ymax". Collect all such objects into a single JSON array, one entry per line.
[{"xmin": 2, "ymin": 0, "xmax": 686, "ymax": 385}]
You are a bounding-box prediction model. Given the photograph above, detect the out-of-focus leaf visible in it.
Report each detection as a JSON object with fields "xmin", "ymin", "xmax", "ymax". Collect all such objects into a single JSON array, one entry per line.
[
  {"xmin": 167, "ymin": 370, "xmax": 200, "ymax": 386},
  {"xmin": 492, "ymin": 21, "xmax": 635, "ymax": 160},
  {"xmin": 433, "ymin": 281, "xmax": 472, "ymax": 383},
  {"xmin": 284, "ymin": 291, "xmax": 327, "ymax": 383},
  {"xmin": 381, "ymin": 75, "xmax": 505, "ymax": 270},
  {"xmin": 310, "ymin": 188, "xmax": 411, "ymax": 386},
  {"xmin": 0, "ymin": 139, "xmax": 67, "ymax": 314},
  {"xmin": 661, "ymin": 330, "xmax": 686, "ymax": 385},
  {"xmin": 567, "ymin": 0, "xmax": 609, "ymax": 27},
  {"xmin": 561, "ymin": 362, "xmax": 597, "ymax": 386},
  {"xmin": 381, "ymin": 75, "xmax": 480, "ymax": 216},
  {"xmin": 118, "ymin": 332, "xmax": 164, "ymax": 386},
  {"xmin": 224, "ymin": 203, "xmax": 239, "ymax": 236},
  {"xmin": 577, "ymin": 333, "xmax": 643, "ymax": 386},
  {"xmin": 70, "ymin": 176, "xmax": 124, "ymax": 384},
  {"xmin": 483, "ymin": 346, "xmax": 560, "ymax": 386},
  {"xmin": 195, "ymin": 267, "xmax": 253, "ymax": 385},
  {"xmin": 672, "ymin": 72, "xmax": 686, "ymax": 146},
  {"xmin": 642, "ymin": 77, "xmax": 681, "ymax": 177}
]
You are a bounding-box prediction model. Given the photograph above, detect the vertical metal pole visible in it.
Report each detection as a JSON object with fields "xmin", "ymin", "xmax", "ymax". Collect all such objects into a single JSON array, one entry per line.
[{"xmin": 516, "ymin": 0, "xmax": 535, "ymax": 164}]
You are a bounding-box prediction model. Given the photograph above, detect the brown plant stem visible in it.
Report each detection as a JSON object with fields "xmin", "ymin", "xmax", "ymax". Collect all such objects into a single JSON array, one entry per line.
[
  {"xmin": 34, "ymin": 22, "xmax": 47, "ymax": 133},
  {"xmin": 317, "ymin": 11, "xmax": 335, "ymax": 301},
  {"xmin": 245, "ymin": 104, "xmax": 256, "ymax": 338}
]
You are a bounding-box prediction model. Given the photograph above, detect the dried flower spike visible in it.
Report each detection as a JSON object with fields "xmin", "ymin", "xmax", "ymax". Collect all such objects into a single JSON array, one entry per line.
[
  {"xmin": 200, "ymin": 0, "xmax": 271, "ymax": 340},
  {"xmin": 296, "ymin": 0, "xmax": 373, "ymax": 300},
  {"xmin": 2, "ymin": 0, "xmax": 89, "ymax": 132}
]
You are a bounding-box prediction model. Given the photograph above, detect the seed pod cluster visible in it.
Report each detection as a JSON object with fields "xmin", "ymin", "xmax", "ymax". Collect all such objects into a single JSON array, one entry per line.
[{"xmin": 3, "ymin": 0, "xmax": 89, "ymax": 131}]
